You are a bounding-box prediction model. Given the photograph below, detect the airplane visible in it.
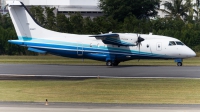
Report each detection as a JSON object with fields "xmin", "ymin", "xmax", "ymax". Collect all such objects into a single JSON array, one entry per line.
[{"xmin": 6, "ymin": 1, "xmax": 196, "ymax": 66}]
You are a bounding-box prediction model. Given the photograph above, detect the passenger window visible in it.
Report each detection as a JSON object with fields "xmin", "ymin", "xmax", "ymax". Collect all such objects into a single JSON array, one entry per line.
[
  {"xmin": 169, "ymin": 41, "xmax": 176, "ymax": 46},
  {"xmin": 176, "ymin": 41, "xmax": 184, "ymax": 45}
]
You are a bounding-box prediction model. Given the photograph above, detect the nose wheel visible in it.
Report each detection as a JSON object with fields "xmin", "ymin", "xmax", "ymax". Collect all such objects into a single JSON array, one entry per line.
[
  {"xmin": 175, "ymin": 59, "xmax": 183, "ymax": 66},
  {"xmin": 177, "ymin": 62, "xmax": 182, "ymax": 66}
]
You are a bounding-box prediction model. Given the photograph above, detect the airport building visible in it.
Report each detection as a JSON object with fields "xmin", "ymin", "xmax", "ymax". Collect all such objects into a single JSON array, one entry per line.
[
  {"xmin": 5, "ymin": 0, "xmax": 103, "ymax": 18},
  {"xmin": 2, "ymin": 0, "xmax": 199, "ymax": 18}
]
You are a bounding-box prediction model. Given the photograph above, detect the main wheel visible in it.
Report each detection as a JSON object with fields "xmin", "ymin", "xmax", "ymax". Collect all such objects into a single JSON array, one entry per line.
[
  {"xmin": 112, "ymin": 62, "xmax": 120, "ymax": 66},
  {"xmin": 177, "ymin": 62, "xmax": 182, "ymax": 66},
  {"xmin": 106, "ymin": 61, "xmax": 112, "ymax": 66}
]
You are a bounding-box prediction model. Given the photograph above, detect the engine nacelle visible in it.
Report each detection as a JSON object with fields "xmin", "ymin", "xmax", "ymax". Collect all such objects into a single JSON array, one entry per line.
[{"xmin": 91, "ymin": 33, "xmax": 145, "ymax": 46}]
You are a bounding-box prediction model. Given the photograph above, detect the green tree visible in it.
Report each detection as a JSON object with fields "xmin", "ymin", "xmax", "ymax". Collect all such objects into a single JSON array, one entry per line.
[
  {"xmin": 56, "ymin": 13, "xmax": 72, "ymax": 33},
  {"xmin": 161, "ymin": 0, "xmax": 195, "ymax": 21},
  {"xmin": 44, "ymin": 7, "xmax": 56, "ymax": 30},
  {"xmin": 99, "ymin": 0, "xmax": 160, "ymax": 22},
  {"xmin": 83, "ymin": 17, "xmax": 96, "ymax": 34},
  {"xmin": 69, "ymin": 13, "xmax": 84, "ymax": 34},
  {"xmin": 0, "ymin": 13, "xmax": 14, "ymax": 29},
  {"xmin": 29, "ymin": 6, "xmax": 46, "ymax": 26},
  {"xmin": 92, "ymin": 16, "xmax": 113, "ymax": 33},
  {"xmin": 123, "ymin": 16, "xmax": 140, "ymax": 33}
]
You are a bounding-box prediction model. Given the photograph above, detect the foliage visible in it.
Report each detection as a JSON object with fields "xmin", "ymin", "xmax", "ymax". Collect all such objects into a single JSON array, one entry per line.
[
  {"xmin": 29, "ymin": 6, "xmax": 45, "ymax": 26},
  {"xmin": 161, "ymin": 0, "xmax": 196, "ymax": 21},
  {"xmin": 69, "ymin": 13, "xmax": 84, "ymax": 34},
  {"xmin": 56, "ymin": 13, "xmax": 72, "ymax": 33},
  {"xmin": 44, "ymin": 7, "xmax": 57, "ymax": 30},
  {"xmin": 99, "ymin": 0, "xmax": 160, "ymax": 22}
]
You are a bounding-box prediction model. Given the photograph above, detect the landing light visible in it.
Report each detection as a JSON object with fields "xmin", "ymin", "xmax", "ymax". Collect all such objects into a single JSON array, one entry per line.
[{"xmin": 126, "ymin": 56, "xmax": 131, "ymax": 58}]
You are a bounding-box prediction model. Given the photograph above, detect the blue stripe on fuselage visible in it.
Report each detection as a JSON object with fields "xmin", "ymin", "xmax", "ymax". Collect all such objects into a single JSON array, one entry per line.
[{"xmin": 8, "ymin": 37, "xmax": 172, "ymax": 61}]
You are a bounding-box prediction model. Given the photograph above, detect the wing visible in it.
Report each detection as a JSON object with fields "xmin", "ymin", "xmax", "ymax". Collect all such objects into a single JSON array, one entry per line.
[
  {"xmin": 89, "ymin": 33, "xmax": 119, "ymax": 38},
  {"xmin": 90, "ymin": 33, "xmax": 135, "ymax": 46}
]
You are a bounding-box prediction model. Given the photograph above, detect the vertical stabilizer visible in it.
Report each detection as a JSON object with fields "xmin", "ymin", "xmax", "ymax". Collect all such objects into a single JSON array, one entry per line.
[{"xmin": 7, "ymin": 1, "xmax": 63, "ymax": 40}]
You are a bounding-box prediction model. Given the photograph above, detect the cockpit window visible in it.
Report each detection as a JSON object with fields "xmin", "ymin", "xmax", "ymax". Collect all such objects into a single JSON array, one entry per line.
[
  {"xmin": 169, "ymin": 41, "xmax": 176, "ymax": 46},
  {"xmin": 176, "ymin": 41, "xmax": 185, "ymax": 45}
]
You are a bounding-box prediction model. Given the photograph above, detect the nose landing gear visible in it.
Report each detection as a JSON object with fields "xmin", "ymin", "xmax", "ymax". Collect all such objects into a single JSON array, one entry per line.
[
  {"xmin": 175, "ymin": 59, "xmax": 183, "ymax": 66},
  {"xmin": 177, "ymin": 62, "xmax": 182, "ymax": 66}
]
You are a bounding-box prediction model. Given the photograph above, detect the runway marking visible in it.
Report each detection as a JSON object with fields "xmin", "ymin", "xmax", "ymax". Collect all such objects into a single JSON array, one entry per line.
[{"xmin": 0, "ymin": 74, "xmax": 200, "ymax": 79}]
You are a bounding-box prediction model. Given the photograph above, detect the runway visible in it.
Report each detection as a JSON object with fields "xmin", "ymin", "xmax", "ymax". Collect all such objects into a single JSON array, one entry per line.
[
  {"xmin": 1, "ymin": 102, "xmax": 200, "ymax": 112},
  {"xmin": 1, "ymin": 64, "xmax": 200, "ymax": 111},
  {"xmin": 0, "ymin": 64, "xmax": 200, "ymax": 79}
]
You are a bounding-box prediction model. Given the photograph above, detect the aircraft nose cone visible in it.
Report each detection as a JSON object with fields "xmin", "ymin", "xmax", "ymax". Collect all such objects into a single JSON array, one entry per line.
[
  {"xmin": 181, "ymin": 46, "xmax": 196, "ymax": 58},
  {"xmin": 187, "ymin": 48, "xmax": 196, "ymax": 58},
  {"xmin": 190, "ymin": 50, "xmax": 196, "ymax": 57}
]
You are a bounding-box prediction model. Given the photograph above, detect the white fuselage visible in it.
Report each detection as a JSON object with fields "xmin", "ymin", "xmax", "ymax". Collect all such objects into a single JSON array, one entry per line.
[{"xmin": 7, "ymin": 1, "xmax": 196, "ymax": 66}]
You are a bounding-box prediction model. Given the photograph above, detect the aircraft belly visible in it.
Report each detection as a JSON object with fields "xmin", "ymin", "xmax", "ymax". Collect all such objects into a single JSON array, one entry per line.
[{"xmin": 86, "ymin": 53, "xmax": 107, "ymax": 61}]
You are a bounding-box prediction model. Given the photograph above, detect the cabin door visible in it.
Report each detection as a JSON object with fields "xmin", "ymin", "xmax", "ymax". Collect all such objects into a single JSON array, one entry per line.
[{"xmin": 77, "ymin": 43, "xmax": 83, "ymax": 56}]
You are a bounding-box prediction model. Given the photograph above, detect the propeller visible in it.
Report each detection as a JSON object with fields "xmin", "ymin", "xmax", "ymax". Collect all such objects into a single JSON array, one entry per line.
[{"xmin": 136, "ymin": 34, "xmax": 145, "ymax": 54}]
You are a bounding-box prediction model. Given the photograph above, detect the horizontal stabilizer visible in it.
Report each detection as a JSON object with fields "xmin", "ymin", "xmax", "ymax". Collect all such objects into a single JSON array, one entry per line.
[
  {"xmin": 8, "ymin": 40, "xmax": 24, "ymax": 45},
  {"xmin": 28, "ymin": 48, "xmax": 46, "ymax": 54},
  {"xmin": 7, "ymin": 1, "xmax": 22, "ymax": 6}
]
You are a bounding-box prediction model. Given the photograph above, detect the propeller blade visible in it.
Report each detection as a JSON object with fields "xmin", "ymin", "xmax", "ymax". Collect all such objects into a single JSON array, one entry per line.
[{"xmin": 136, "ymin": 35, "xmax": 144, "ymax": 54}]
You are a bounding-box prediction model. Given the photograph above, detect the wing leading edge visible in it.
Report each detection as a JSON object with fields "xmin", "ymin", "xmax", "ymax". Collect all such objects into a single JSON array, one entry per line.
[{"xmin": 90, "ymin": 33, "xmax": 134, "ymax": 46}]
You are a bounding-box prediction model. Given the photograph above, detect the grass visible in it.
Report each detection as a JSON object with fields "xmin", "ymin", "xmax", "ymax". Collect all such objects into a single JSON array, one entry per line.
[
  {"xmin": 0, "ymin": 55, "xmax": 199, "ymax": 66},
  {"xmin": 0, "ymin": 55, "xmax": 103, "ymax": 65},
  {"xmin": 0, "ymin": 55, "xmax": 199, "ymax": 104},
  {"xmin": 1, "ymin": 79, "xmax": 200, "ymax": 104}
]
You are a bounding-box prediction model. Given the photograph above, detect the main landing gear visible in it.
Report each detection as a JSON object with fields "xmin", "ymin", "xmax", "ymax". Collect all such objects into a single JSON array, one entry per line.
[
  {"xmin": 106, "ymin": 61, "xmax": 120, "ymax": 66},
  {"xmin": 106, "ymin": 61, "xmax": 112, "ymax": 66}
]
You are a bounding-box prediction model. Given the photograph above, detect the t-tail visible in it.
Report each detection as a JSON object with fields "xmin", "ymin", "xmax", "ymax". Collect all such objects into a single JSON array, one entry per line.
[{"xmin": 7, "ymin": 1, "xmax": 66, "ymax": 42}]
